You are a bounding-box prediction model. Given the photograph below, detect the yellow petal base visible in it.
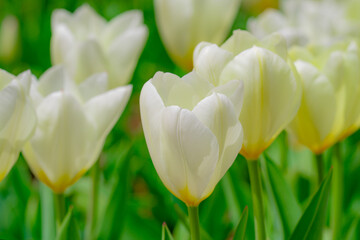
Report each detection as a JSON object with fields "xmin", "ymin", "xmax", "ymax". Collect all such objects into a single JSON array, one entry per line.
[{"xmin": 37, "ymin": 168, "xmax": 87, "ymax": 193}]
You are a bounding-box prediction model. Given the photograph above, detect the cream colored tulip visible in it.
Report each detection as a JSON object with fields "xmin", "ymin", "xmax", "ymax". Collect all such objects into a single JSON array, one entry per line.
[
  {"xmin": 287, "ymin": 41, "xmax": 360, "ymax": 153},
  {"xmin": 0, "ymin": 70, "xmax": 36, "ymax": 182},
  {"xmin": 154, "ymin": 0, "xmax": 241, "ymax": 70},
  {"xmin": 51, "ymin": 4, "xmax": 148, "ymax": 89},
  {"xmin": 140, "ymin": 71, "xmax": 244, "ymax": 206},
  {"xmin": 23, "ymin": 66, "xmax": 131, "ymax": 192},
  {"xmin": 248, "ymin": 0, "xmax": 356, "ymax": 47},
  {"xmin": 193, "ymin": 30, "xmax": 302, "ymax": 160}
]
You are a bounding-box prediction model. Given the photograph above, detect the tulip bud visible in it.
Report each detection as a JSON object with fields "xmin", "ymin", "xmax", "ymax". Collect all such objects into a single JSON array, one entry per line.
[
  {"xmin": 22, "ymin": 66, "xmax": 132, "ymax": 192},
  {"xmin": 0, "ymin": 70, "xmax": 36, "ymax": 182},
  {"xmin": 193, "ymin": 30, "xmax": 302, "ymax": 160},
  {"xmin": 0, "ymin": 15, "xmax": 20, "ymax": 64},
  {"xmin": 154, "ymin": 0, "xmax": 241, "ymax": 70},
  {"xmin": 287, "ymin": 41, "xmax": 360, "ymax": 153},
  {"xmin": 51, "ymin": 4, "xmax": 148, "ymax": 89},
  {"xmin": 140, "ymin": 71, "xmax": 244, "ymax": 206}
]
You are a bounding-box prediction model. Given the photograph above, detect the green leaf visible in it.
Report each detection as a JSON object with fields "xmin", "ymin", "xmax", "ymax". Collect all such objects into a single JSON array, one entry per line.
[
  {"xmin": 233, "ymin": 206, "xmax": 248, "ymax": 240},
  {"xmin": 289, "ymin": 168, "xmax": 333, "ymax": 240},
  {"xmin": 55, "ymin": 206, "xmax": 81, "ymax": 240},
  {"xmin": 161, "ymin": 222, "xmax": 175, "ymax": 240},
  {"xmin": 262, "ymin": 154, "xmax": 301, "ymax": 238},
  {"xmin": 98, "ymin": 148, "xmax": 132, "ymax": 240}
]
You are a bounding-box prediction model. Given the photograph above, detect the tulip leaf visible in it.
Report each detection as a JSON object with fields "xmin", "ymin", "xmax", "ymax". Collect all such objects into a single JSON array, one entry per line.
[
  {"xmin": 233, "ymin": 206, "xmax": 248, "ymax": 240},
  {"xmin": 289, "ymin": 168, "xmax": 333, "ymax": 240},
  {"xmin": 262, "ymin": 154, "xmax": 301, "ymax": 238},
  {"xmin": 161, "ymin": 222, "xmax": 175, "ymax": 240},
  {"xmin": 55, "ymin": 206, "xmax": 81, "ymax": 240},
  {"xmin": 98, "ymin": 148, "xmax": 132, "ymax": 240}
]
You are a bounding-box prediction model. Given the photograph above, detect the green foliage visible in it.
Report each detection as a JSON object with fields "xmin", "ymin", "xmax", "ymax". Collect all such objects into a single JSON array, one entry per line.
[
  {"xmin": 289, "ymin": 168, "xmax": 333, "ymax": 240},
  {"xmin": 233, "ymin": 207, "xmax": 249, "ymax": 240}
]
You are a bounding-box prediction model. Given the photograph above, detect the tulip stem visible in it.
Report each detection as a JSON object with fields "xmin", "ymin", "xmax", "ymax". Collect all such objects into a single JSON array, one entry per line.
[
  {"xmin": 54, "ymin": 193, "xmax": 66, "ymax": 231},
  {"xmin": 247, "ymin": 159, "xmax": 266, "ymax": 240},
  {"xmin": 86, "ymin": 160, "xmax": 100, "ymax": 240},
  {"xmin": 331, "ymin": 143, "xmax": 343, "ymax": 239},
  {"xmin": 188, "ymin": 206, "xmax": 201, "ymax": 240},
  {"xmin": 315, "ymin": 153, "xmax": 324, "ymax": 185},
  {"xmin": 40, "ymin": 183, "xmax": 56, "ymax": 240}
]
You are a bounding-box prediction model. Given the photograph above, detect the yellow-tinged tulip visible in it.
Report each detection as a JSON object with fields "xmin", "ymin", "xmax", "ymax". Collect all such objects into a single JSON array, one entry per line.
[
  {"xmin": 140, "ymin": 71, "xmax": 244, "ymax": 206},
  {"xmin": 193, "ymin": 30, "xmax": 302, "ymax": 160},
  {"xmin": 51, "ymin": 4, "xmax": 148, "ymax": 89},
  {"xmin": 154, "ymin": 0, "xmax": 241, "ymax": 70},
  {"xmin": 0, "ymin": 70, "xmax": 36, "ymax": 182},
  {"xmin": 0, "ymin": 15, "xmax": 19, "ymax": 63},
  {"xmin": 23, "ymin": 66, "xmax": 131, "ymax": 192},
  {"xmin": 287, "ymin": 41, "xmax": 360, "ymax": 153}
]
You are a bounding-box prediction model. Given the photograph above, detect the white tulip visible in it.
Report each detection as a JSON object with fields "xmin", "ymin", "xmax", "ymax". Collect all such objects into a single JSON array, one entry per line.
[
  {"xmin": 0, "ymin": 70, "xmax": 36, "ymax": 182},
  {"xmin": 193, "ymin": 30, "xmax": 302, "ymax": 160},
  {"xmin": 23, "ymin": 66, "xmax": 132, "ymax": 192},
  {"xmin": 51, "ymin": 4, "xmax": 148, "ymax": 89},
  {"xmin": 287, "ymin": 41, "xmax": 360, "ymax": 153},
  {"xmin": 154, "ymin": 0, "xmax": 241, "ymax": 70},
  {"xmin": 140, "ymin": 71, "xmax": 243, "ymax": 206}
]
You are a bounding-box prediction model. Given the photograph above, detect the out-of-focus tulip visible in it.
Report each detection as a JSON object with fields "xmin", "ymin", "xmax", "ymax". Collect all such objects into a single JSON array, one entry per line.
[
  {"xmin": 140, "ymin": 71, "xmax": 244, "ymax": 206},
  {"xmin": 23, "ymin": 66, "xmax": 132, "ymax": 193},
  {"xmin": 242, "ymin": 0, "xmax": 279, "ymax": 15},
  {"xmin": 248, "ymin": 0, "xmax": 357, "ymax": 47},
  {"xmin": 287, "ymin": 41, "xmax": 360, "ymax": 153},
  {"xmin": 154, "ymin": 0, "xmax": 241, "ymax": 71},
  {"xmin": 51, "ymin": 4, "xmax": 148, "ymax": 89},
  {"xmin": 0, "ymin": 15, "xmax": 20, "ymax": 63},
  {"xmin": 0, "ymin": 70, "xmax": 36, "ymax": 182},
  {"xmin": 193, "ymin": 30, "xmax": 302, "ymax": 160}
]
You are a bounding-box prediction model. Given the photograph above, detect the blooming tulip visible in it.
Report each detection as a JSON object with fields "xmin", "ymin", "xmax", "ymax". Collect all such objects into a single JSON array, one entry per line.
[
  {"xmin": 248, "ymin": 0, "xmax": 357, "ymax": 47},
  {"xmin": 0, "ymin": 70, "xmax": 36, "ymax": 182},
  {"xmin": 22, "ymin": 66, "xmax": 132, "ymax": 193},
  {"xmin": 154, "ymin": 0, "xmax": 241, "ymax": 70},
  {"xmin": 140, "ymin": 71, "xmax": 244, "ymax": 206},
  {"xmin": 287, "ymin": 41, "xmax": 360, "ymax": 153},
  {"xmin": 51, "ymin": 4, "xmax": 148, "ymax": 89},
  {"xmin": 193, "ymin": 30, "xmax": 302, "ymax": 160}
]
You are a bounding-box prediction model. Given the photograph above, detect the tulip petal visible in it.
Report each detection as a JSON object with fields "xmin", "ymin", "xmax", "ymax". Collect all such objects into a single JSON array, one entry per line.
[
  {"xmin": 23, "ymin": 92, "xmax": 96, "ymax": 193},
  {"xmin": 160, "ymin": 106, "xmax": 219, "ymax": 204},
  {"xmin": 220, "ymin": 47, "xmax": 300, "ymax": 158},
  {"xmin": 74, "ymin": 39, "xmax": 107, "ymax": 83},
  {"xmin": 78, "ymin": 73, "xmax": 108, "ymax": 101},
  {"xmin": 150, "ymin": 72, "xmax": 202, "ymax": 110},
  {"xmin": 193, "ymin": 44, "xmax": 233, "ymax": 86},
  {"xmin": 51, "ymin": 25, "xmax": 76, "ymax": 65},
  {"xmin": 106, "ymin": 26, "xmax": 148, "ymax": 88},
  {"xmin": 101, "ymin": 10, "xmax": 144, "ymax": 47},
  {"xmin": 192, "ymin": 93, "xmax": 243, "ymax": 189},
  {"xmin": 288, "ymin": 61, "xmax": 337, "ymax": 152},
  {"xmin": 0, "ymin": 72, "xmax": 36, "ymax": 147},
  {"xmin": 84, "ymin": 85, "xmax": 132, "ymax": 142},
  {"xmin": 0, "ymin": 69, "xmax": 15, "ymax": 89},
  {"xmin": 37, "ymin": 66, "xmax": 79, "ymax": 98}
]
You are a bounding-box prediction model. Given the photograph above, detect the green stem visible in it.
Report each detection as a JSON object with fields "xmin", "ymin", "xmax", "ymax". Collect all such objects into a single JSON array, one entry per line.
[
  {"xmin": 331, "ymin": 143, "xmax": 343, "ymax": 239},
  {"xmin": 247, "ymin": 159, "xmax": 266, "ymax": 240},
  {"xmin": 315, "ymin": 153, "xmax": 324, "ymax": 185},
  {"xmin": 188, "ymin": 206, "xmax": 201, "ymax": 240},
  {"xmin": 280, "ymin": 131, "xmax": 288, "ymax": 171},
  {"xmin": 86, "ymin": 160, "xmax": 100, "ymax": 240},
  {"xmin": 40, "ymin": 183, "xmax": 56, "ymax": 240},
  {"xmin": 54, "ymin": 193, "xmax": 66, "ymax": 231}
]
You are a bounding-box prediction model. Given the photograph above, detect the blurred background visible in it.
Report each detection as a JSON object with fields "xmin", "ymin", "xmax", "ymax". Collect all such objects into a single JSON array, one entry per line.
[{"xmin": 0, "ymin": 0, "xmax": 359, "ymax": 239}]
